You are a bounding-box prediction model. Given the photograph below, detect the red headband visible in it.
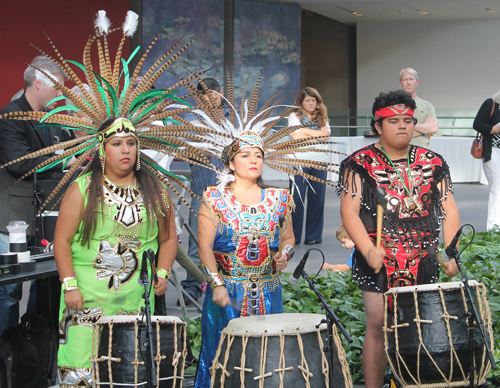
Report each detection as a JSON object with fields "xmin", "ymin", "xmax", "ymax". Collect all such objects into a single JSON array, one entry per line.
[{"xmin": 374, "ymin": 104, "xmax": 414, "ymax": 121}]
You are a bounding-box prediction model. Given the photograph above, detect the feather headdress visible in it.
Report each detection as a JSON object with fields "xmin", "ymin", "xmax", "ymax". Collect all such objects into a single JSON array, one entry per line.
[
  {"xmin": 0, "ymin": 10, "xmax": 215, "ymax": 213},
  {"xmin": 185, "ymin": 71, "xmax": 343, "ymax": 189}
]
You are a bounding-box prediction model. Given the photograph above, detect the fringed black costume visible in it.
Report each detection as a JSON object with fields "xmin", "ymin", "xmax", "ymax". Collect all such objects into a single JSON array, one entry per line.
[{"xmin": 337, "ymin": 144, "xmax": 453, "ymax": 292}]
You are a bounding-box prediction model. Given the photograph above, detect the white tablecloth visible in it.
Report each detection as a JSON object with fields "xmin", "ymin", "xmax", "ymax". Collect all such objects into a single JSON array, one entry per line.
[{"xmin": 262, "ymin": 136, "xmax": 488, "ymax": 184}]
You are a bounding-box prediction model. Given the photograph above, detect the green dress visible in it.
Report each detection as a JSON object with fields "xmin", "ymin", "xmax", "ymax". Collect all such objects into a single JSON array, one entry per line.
[{"xmin": 57, "ymin": 173, "xmax": 160, "ymax": 387}]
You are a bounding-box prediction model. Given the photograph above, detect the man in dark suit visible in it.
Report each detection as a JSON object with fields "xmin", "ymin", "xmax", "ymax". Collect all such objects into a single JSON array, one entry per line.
[{"xmin": 0, "ymin": 55, "xmax": 74, "ymax": 335}]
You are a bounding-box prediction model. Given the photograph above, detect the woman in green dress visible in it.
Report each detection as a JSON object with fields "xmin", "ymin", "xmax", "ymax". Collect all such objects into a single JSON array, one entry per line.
[{"xmin": 53, "ymin": 117, "xmax": 177, "ymax": 387}]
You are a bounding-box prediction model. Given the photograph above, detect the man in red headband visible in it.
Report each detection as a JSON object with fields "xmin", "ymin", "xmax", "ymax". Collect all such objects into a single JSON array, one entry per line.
[{"xmin": 337, "ymin": 90, "xmax": 460, "ymax": 387}]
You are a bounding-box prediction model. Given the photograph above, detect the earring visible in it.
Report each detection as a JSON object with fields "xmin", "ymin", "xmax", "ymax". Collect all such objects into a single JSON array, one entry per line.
[
  {"xmin": 100, "ymin": 154, "xmax": 106, "ymax": 175},
  {"xmin": 136, "ymin": 151, "xmax": 141, "ymax": 170}
]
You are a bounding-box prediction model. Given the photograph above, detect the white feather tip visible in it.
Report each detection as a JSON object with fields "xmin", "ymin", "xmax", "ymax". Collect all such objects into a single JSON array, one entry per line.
[
  {"xmin": 123, "ymin": 11, "xmax": 139, "ymax": 37},
  {"xmin": 95, "ymin": 10, "xmax": 111, "ymax": 35}
]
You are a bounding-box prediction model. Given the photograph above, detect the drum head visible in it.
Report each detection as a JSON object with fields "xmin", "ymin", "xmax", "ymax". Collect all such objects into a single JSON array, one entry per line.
[
  {"xmin": 385, "ymin": 280, "xmax": 480, "ymax": 295},
  {"xmin": 95, "ymin": 314, "xmax": 184, "ymax": 325},
  {"xmin": 223, "ymin": 313, "xmax": 327, "ymax": 336}
]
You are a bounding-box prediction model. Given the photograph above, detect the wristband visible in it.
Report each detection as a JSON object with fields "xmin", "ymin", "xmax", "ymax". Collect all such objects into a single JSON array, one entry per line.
[
  {"xmin": 283, "ymin": 245, "xmax": 295, "ymax": 261},
  {"xmin": 61, "ymin": 276, "xmax": 79, "ymax": 294},
  {"xmin": 201, "ymin": 264, "xmax": 225, "ymax": 289},
  {"xmin": 157, "ymin": 268, "xmax": 171, "ymax": 280},
  {"xmin": 208, "ymin": 273, "xmax": 225, "ymax": 289}
]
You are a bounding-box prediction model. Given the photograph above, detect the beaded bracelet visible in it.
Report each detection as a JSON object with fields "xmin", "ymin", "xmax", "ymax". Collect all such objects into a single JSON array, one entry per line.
[
  {"xmin": 61, "ymin": 276, "xmax": 79, "ymax": 294},
  {"xmin": 157, "ymin": 268, "xmax": 172, "ymax": 280}
]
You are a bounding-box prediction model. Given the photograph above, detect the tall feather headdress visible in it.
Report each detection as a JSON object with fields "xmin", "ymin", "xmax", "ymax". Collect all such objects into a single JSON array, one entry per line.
[
  {"xmin": 0, "ymin": 10, "xmax": 215, "ymax": 213},
  {"xmin": 185, "ymin": 71, "xmax": 343, "ymax": 190}
]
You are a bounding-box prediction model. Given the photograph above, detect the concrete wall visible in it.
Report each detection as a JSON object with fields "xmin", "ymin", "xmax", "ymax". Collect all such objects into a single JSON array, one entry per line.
[
  {"xmin": 301, "ymin": 11, "xmax": 357, "ymax": 121},
  {"xmin": 357, "ymin": 19, "xmax": 500, "ymax": 112}
]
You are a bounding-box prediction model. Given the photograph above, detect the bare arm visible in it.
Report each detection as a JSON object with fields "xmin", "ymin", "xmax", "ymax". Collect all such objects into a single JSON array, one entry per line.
[
  {"xmin": 340, "ymin": 172, "xmax": 385, "ymax": 271},
  {"xmin": 198, "ymin": 202, "xmax": 229, "ymax": 307},
  {"xmin": 291, "ymin": 126, "xmax": 331, "ymax": 141},
  {"xmin": 413, "ymin": 117, "xmax": 439, "ymax": 137},
  {"xmin": 53, "ymin": 183, "xmax": 84, "ymax": 310},
  {"xmin": 154, "ymin": 197, "xmax": 178, "ymax": 295},
  {"xmin": 440, "ymin": 181, "xmax": 460, "ymax": 277},
  {"xmin": 288, "ymin": 112, "xmax": 330, "ymax": 141}
]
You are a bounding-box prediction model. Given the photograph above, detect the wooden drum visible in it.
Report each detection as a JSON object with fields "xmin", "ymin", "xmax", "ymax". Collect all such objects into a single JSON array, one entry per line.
[
  {"xmin": 91, "ymin": 315, "xmax": 187, "ymax": 387},
  {"xmin": 384, "ymin": 281, "xmax": 494, "ymax": 388},
  {"xmin": 210, "ymin": 313, "xmax": 352, "ymax": 388}
]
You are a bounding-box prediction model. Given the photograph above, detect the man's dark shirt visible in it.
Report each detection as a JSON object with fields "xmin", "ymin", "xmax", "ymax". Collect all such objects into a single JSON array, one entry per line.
[{"xmin": 0, "ymin": 93, "xmax": 73, "ymax": 233}]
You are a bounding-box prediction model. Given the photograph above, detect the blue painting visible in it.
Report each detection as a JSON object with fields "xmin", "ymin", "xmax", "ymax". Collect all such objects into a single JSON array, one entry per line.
[{"xmin": 141, "ymin": 0, "xmax": 301, "ymax": 108}]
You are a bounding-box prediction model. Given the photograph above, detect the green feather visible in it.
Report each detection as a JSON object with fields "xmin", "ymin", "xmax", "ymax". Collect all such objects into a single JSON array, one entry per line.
[
  {"xmin": 40, "ymin": 106, "xmax": 82, "ymax": 123},
  {"xmin": 129, "ymin": 89, "xmax": 176, "ymax": 115},
  {"xmin": 162, "ymin": 117, "xmax": 183, "ymax": 125},
  {"xmin": 119, "ymin": 58, "xmax": 131, "ymax": 103},
  {"xmin": 36, "ymin": 143, "xmax": 95, "ymax": 173}
]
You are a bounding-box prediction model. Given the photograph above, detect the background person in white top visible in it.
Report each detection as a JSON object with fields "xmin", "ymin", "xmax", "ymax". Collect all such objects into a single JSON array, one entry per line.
[
  {"xmin": 288, "ymin": 87, "xmax": 330, "ymax": 245},
  {"xmin": 400, "ymin": 67, "xmax": 438, "ymax": 148}
]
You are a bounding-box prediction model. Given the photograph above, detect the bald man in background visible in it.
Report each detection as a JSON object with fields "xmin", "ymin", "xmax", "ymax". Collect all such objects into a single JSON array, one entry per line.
[{"xmin": 400, "ymin": 67, "xmax": 438, "ymax": 148}]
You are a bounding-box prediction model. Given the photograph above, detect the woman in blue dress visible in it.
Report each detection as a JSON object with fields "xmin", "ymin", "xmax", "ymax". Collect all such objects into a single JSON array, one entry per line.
[{"xmin": 194, "ymin": 131, "xmax": 296, "ymax": 388}]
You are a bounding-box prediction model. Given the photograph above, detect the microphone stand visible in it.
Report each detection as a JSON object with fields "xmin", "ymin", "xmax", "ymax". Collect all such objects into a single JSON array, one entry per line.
[
  {"xmin": 140, "ymin": 250, "xmax": 157, "ymax": 388},
  {"xmin": 32, "ymin": 172, "xmax": 45, "ymax": 246},
  {"xmin": 454, "ymin": 249, "xmax": 497, "ymax": 388},
  {"xmin": 300, "ymin": 269, "xmax": 353, "ymax": 388}
]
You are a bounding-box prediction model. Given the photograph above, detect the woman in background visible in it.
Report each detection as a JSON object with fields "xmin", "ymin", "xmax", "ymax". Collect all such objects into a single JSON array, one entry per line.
[
  {"xmin": 473, "ymin": 92, "xmax": 500, "ymax": 230},
  {"xmin": 288, "ymin": 87, "xmax": 331, "ymax": 245}
]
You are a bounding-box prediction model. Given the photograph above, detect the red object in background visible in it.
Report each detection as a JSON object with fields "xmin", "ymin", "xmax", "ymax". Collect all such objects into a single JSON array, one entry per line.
[{"xmin": 0, "ymin": 1, "xmax": 130, "ymax": 107}]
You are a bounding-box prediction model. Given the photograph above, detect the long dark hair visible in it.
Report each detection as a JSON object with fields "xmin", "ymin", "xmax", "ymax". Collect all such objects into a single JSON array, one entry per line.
[{"xmin": 79, "ymin": 120, "xmax": 171, "ymax": 246}]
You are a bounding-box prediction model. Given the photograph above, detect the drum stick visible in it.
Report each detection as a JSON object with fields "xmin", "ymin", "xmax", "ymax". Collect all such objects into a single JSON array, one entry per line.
[
  {"xmin": 374, "ymin": 187, "xmax": 387, "ymax": 275},
  {"xmin": 375, "ymin": 204, "xmax": 383, "ymax": 274},
  {"xmin": 278, "ymin": 214, "xmax": 285, "ymax": 275}
]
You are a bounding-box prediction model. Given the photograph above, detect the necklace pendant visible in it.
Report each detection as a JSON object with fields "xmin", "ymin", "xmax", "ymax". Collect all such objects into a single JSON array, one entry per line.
[
  {"xmin": 412, "ymin": 195, "xmax": 423, "ymax": 211},
  {"xmin": 403, "ymin": 196, "xmax": 415, "ymax": 211},
  {"xmin": 403, "ymin": 195, "xmax": 422, "ymax": 212}
]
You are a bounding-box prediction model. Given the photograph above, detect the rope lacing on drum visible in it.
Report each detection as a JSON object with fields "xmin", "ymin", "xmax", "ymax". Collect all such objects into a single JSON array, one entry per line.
[
  {"xmin": 477, "ymin": 283, "xmax": 494, "ymax": 383},
  {"xmin": 179, "ymin": 321, "xmax": 189, "ymax": 388},
  {"xmin": 315, "ymin": 327, "xmax": 329, "ymax": 387},
  {"xmin": 274, "ymin": 331, "xmax": 293, "ymax": 387},
  {"xmin": 296, "ymin": 328, "xmax": 312, "ymax": 388},
  {"xmin": 255, "ymin": 331, "xmax": 272, "ymax": 387},
  {"xmin": 384, "ymin": 292, "xmax": 411, "ymax": 386},
  {"xmin": 132, "ymin": 319, "xmax": 141, "ymax": 385},
  {"xmin": 440, "ymin": 287, "xmax": 466, "ymax": 383},
  {"xmin": 234, "ymin": 332, "xmax": 253, "ymax": 382},
  {"xmin": 385, "ymin": 283, "xmax": 494, "ymax": 388},
  {"xmin": 211, "ymin": 329, "xmax": 235, "ymax": 387},
  {"xmin": 321, "ymin": 324, "xmax": 353, "ymax": 388}
]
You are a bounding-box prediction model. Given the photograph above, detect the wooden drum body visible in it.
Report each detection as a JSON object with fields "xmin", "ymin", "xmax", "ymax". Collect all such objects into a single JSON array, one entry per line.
[
  {"xmin": 91, "ymin": 315, "xmax": 187, "ymax": 387},
  {"xmin": 210, "ymin": 313, "xmax": 352, "ymax": 388},
  {"xmin": 384, "ymin": 281, "xmax": 494, "ymax": 387}
]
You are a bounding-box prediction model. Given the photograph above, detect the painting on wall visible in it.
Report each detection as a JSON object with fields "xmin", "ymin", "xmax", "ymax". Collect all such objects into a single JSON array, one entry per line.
[{"xmin": 141, "ymin": 0, "xmax": 301, "ymax": 109}]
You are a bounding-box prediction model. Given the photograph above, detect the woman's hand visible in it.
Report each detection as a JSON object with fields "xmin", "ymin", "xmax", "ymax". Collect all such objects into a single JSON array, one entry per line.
[
  {"xmin": 64, "ymin": 289, "xmax": 84, "ymax": 310},
  {"xmin": 154, "ymin": 276, "xmax": 168, "ymax": 295},
  {"xmin": 274, "ymin": 251, "xmax": 288, "ymax": 271},
  {"xmin": 365, "ymin": 246, "xmax": 385, "ymax": 272},
  {"xmin": 212, "ymin": 286, "xmax": 230, "ymax": 307}
]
